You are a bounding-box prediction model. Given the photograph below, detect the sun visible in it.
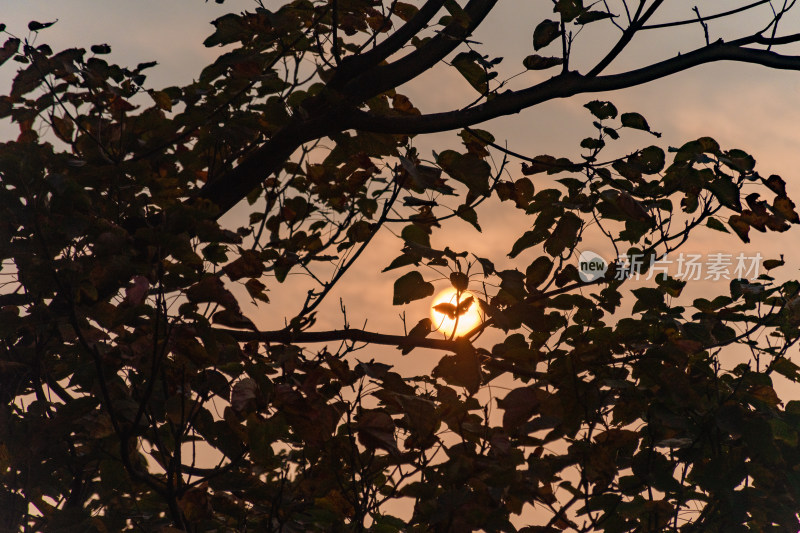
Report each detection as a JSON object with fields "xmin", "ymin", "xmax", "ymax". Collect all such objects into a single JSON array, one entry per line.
[{"xmin": 430, "ymin": 288, "xmax": 483, "ymax": 338}]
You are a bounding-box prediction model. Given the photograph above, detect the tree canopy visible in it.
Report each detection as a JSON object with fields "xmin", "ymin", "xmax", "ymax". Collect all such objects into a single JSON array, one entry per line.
[{"xmin": 3, "ymin": 1, "xmax": 800, "ymax": 531}]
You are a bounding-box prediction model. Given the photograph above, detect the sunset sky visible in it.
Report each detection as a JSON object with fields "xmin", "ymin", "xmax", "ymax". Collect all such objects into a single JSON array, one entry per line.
[
  {"xmin": 5, "ymin": 3, "xmax": 800, "ymax": 527},
  {"xmin": 2, "ymin": 0, "xmax": 800, "ymax": 379}
]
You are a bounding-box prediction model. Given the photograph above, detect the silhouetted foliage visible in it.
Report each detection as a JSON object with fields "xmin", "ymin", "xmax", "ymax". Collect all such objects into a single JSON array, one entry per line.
[{"xmin": 3, "ymin": 1, "xmax": 800, "ymax": 531}]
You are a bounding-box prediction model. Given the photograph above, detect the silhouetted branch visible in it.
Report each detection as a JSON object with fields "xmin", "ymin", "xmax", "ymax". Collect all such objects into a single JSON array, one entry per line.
[
  {"xmin": 329, "ymin": 0, "xmax": 448, "ymax": 88},
  {"xmin": 641, "ymin": 0, "xmax": 772, "ymax": 30},
  {"xmin": 349, "ymin": 40, "xmax": 800, "ymax": 134},
  {"xmin": 214, "ymin": 326, "xmax": 460, "ymax": 352},
  {"xmin": 343, "ymin": 0, "xmax": 498, "ymax": 99}
]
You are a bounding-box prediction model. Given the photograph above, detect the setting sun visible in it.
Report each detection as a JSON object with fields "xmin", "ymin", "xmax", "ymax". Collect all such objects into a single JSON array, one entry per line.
[{"xmin": 430, "ymin": 288, "xmax": 483, "ymax": 338}]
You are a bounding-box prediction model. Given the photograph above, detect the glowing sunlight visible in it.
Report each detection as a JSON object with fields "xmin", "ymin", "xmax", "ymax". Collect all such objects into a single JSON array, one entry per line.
[{"xmin": 430, "ymin": 288, "xmax": 482, "ymax": 338}]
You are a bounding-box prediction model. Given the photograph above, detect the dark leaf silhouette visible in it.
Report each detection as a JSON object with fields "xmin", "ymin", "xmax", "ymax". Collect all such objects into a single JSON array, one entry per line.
[{"xmin": 393, "ymin": 271, "xmax": 434, "ymax": 305}]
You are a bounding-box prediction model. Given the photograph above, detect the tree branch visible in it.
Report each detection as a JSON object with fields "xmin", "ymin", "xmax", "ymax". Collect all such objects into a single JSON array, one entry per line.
[
  {"xmin": 586, "ymin": 0, "xmax": 664, "ymax": 77},
  {"xmin": 641, "ymin": 0, "xmax": 772, "ymax": 30},
  {"xmin": 342, "ymin": 0, "xmax": 498, "ymax": 100},
  {"xmin": 198, "ymin": 113, "xmax": 342, "ymax": 216},
  {"xmin": 348, "ymin": 40, "xmax": 800, "ymax": 134},
  {"xmin": 328, "ymin": 0, "xmax": 448, "ymax": 88},
  {"xmin": 214, "ymin": 326, "xmax": 460, "ymax": 352},
  {"xmin": 197, "ymin": 24, "xmax": 800, "ymax": 219}
]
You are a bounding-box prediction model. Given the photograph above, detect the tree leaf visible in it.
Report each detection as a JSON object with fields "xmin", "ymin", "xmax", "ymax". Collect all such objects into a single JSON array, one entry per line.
[
  {"xmin": 399, "ymin": 156, "xmax": 449, "ymax": 193},
  {"xmin": 394, "ymin": 2, "xmax": 420, "ymax": 22},
  {"xmin": 455, "ymin": 204, "xmax": 481, "ymax": 231},
  {"xmin": 436, "ymin": 150, "xmax": 491, "ymax": 195},
  {"xmin": 433, "ymin": 302, "xmax": 458, "ymax": 319},
  {"xmin": 523, "ymin": 54, "xmax": 563, "ymax": 70},
  {"xmin": 580, "ymin": 137, "xmax": 604, "ymax": 150},
  {"xmin": 521, "ymin": 155, "xmax": 577, "ymax": 175},
  {"xmin": 0, "ymin": 38, "xmax": 21, "ymax": 68},
  {"xmin": 498, "ymin": 386, "xmax": 539, "ymax": 432},
  {"xmin": 244, "ymin": 278, "xmax": 270, "ymax": 303},
  {"xmin": 544, "ymin": 212, "xmax": 582, "ymax": 257},
  {"xmin": 28, "ymin": 20, "xmax": 57, "ymax": 32},
  {"xmin": 91, "ymin": 44, "xmax": 112, "ymax": 55},
  {"xmin": 432, "ymin": 350, "xmax": 481, "ymax": 394},
  {"xmin": 357, "ymin": 410, "xmax": 398, "ymax": 453},
  {"xmin": 526, "ymin": 256, "xmax": 553, "ymax": 289},
  {"xmin": 632, "ymin": 146, "xmax": 665, "ymax": 174},
  {"xmin": 533, "ymin": 19, "xmax": 561, "ymax": 50},
  {"xmin": 149, "ymin": 90, "xmax": 173, "ymax": 111},
  {"xmin": 620, "ymin": 112, "xmax": 651, "ymax": 132},
  {"xmin": 393, "ymin": 271, "xmax": 434, "ymax": 305},
  {"xmin": 706, "ymin": 217, "xmax": 729, "ymax": 233},
  {"xmin": 186, "ymin": 276, "xmax": 239, "ymax": 310},
  {"xmin": 51, "ymin": 115, "xmax": 74, "ymax": 143},
  {"xmin": 456, "ymin": 296, "xmax": 474, "ymax": 317},
  {"xmin": 763, "ymin": 174, "xmax": 787, "ymax": 196},
  {"xmin": 452, "ymin": 51, "xmax": 491, "ymax": 94},
  {"xmin": 204, "ymin": 14, "xmax": 245, "ymax": 47},
  {"xmin": 212, "ymin": 309, "xmax": 256, "ymax": 330},
  {"xmin": 126, "ymin": 275, "xmax": 150, "ymax": 306},
  {"xmin": 773, "ymin": 196, "xmax": 799, "ymax": 223},
  {"xmin": 721, "ymin": 149, "xmax": 755, "ymax": 173},
  {"xmin": 707, "ymin": 177, "xmax": 742, "ymax": 212},
  {"xmin": 554, "ymin": 0, "xmax": 584, "ymax": 22},
  {"xmin": 230, "ymin": 378, "xmax": 260, "ymax": 415},
  {"xmin": 450, "ymin": 272, "xmax": 469, "ymax": 291},
  {"xmin": 223, "ymin": 250, "xmax": 264, "ymax": 281},
  {"xmin": 475, "ymin": 256, "xmax": 495, "ymax": 277},
  {"xmin": 401, "ymin": 224, "xmax": 431, "ymax": 247},
  {"xmin": 401, "ymin": 318, "xmax": 432, "ymax": 355},
  {"xmin": 728, "ymin": 215, "xmax": 751, "ymax": 243},
  {"xmin": 576, "ymin": 10, "xmax": 613, "ymax": 24}
]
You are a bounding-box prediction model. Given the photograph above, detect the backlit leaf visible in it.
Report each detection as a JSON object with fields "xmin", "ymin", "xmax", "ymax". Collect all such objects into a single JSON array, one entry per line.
[
  {"xmin": 452, "ymin": 51, "xmax": 491, "ymax": 94},
  {"xmin": 544, "ymin": 212, "xmax": 582, "ymax": 257},
  {"xmin": 523, "ymin": 54, "xmax": 563, "ymax": 70},
  {"xmin": 773, "ymin": 196, "xmax": 799, "ymax": 223},
  {"xmin": 554, "ymin": 0, "xmax": 584, "ymax": 22},
  {"xmin": 357, "ymin": 410, "xmax": 398, "ymax": 453},
  {"xmin": 432, "ymin": 350, "xmax": 481, "ymax": 394},
  {"xmin": 728, "ymin": 215, "xmax": 751, "ymax": 243},
  {"xmin": 577, "ymin": 10, "xmax": 613, "ymax": 24},
  {"xmin": 28, "ymin": 20, "xmax": 57, "ymax": 31},
  {"xmin": 450, "ymin": 272, "xmax": 469, "ymax": 291},
  {"xmin": 393, "ymin": 271, "xmax": 434, "ymax": 305},
  {"xmin": 584, "ymin": 100, "xmax": 618, "ymax": 120},
  {"xmin": 621, "ymin": 112, "xmax": 651, "ymax": 132},
  {"xmin": 437, "ymin": 150, "xmax": 491, "ymax": 195},
  {"xmin": 706, "ymin": 217, "xmax": 729, "ymax": 233},
  {"xmin": 0, "ymin": 38, "xmax": 21, "ymax": 68},
  {"xmin": 533, "ymin": 19, "xmax": 561, "ymax": 50}
]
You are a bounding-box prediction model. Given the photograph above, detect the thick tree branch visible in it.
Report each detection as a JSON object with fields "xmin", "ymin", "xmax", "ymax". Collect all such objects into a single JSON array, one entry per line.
[
  {"xmin": 348, "ymin": 40, "xmax": 800, "ymax": 134},
  {"xmin": 197, "ymin": 113, "xmax": 342, "ymax": 215},
  {"xmin": 328, "ymin": 0, "xmax": 448, "ymax": 88},
  {"xmin": 195, "ymin": 1, "xmax": 497, "ymax": 217},
  {"xmin": 342, "ymin": 0, "xmax": 498, "ymax": 100},
  {"xmin": 586, "ymin": 0, "xmax": 664, "ymax": 77},
  {"xmin": 197, "ymin": 28, "xmax": 800, "ymax": 218},
  {"xmin": 214, "ymin": 326, "xmax": 460, "ymax": 352}
]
